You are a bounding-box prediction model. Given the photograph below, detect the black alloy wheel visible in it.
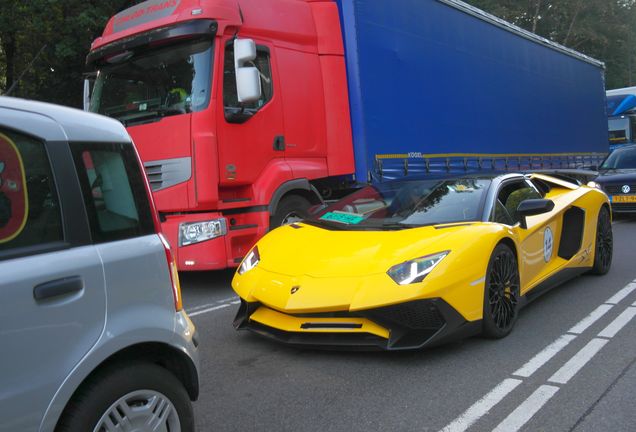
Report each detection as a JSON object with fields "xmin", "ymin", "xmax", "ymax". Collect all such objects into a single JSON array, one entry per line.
[
  {"xmin": 483, "ymin": 243, "xmax": 520, "ymax": 339},
  {"xmin": 589, "ymin": 206, "xmax": 613, "ymax": 275}
]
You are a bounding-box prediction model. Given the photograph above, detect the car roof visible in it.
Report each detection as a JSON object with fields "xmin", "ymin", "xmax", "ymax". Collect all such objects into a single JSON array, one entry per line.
[
  {"xmin": 611, "ymin": 144, "xmax": 636, "ymax": 152},
  {"xmin": 0, "ymin": 96, "xmax": 130, "ymax": 143}
]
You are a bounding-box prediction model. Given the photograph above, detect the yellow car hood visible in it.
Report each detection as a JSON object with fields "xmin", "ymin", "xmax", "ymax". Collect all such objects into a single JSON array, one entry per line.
[{"xmin": 256, "ymin": 222, "xmax": 471, "ymax": 278}]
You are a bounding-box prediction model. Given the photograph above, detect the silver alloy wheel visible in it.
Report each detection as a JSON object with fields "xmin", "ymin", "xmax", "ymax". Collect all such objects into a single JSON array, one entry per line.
[
  {"xmin": 281, "ymin": 211, "xmax": 303, "ymax": 225},
  {"xmin": 93, "ymin": 389, "xmax": 181, "ymax": 432}
]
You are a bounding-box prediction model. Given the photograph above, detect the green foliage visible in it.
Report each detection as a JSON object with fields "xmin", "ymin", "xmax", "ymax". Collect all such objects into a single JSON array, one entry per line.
[
  {"xmin": 0, "ymin": 0, "xmax": 135, "ymax": 107},
  {"xmin": 1, "ymin": 0, "xmax": 636, "ymax": 106}
]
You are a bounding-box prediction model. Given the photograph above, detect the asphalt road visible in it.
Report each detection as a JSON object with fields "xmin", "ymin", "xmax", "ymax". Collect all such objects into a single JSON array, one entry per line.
[{"xmin": 180, "ymin": 217, "xmax": 636, "ymax": 432}]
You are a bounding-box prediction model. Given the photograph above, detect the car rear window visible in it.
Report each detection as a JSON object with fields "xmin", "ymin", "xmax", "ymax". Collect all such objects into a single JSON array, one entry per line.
[
  {"xmin": 0, "ymin": 128, "xmax": 63, "ymax": 256},
  {"xmin": 71, "ymin": 142, "xmax": 155, "ymax": 243}
]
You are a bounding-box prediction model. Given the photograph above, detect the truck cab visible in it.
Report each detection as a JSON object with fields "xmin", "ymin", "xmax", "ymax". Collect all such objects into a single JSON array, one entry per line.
[{"xmin": 86, "ymin": 0, "xmax": 354, "ymax": 270}]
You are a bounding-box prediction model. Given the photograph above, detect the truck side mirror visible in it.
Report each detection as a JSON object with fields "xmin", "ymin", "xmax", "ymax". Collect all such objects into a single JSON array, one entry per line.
[
  {"xmin": 83, "ymin": 78, "xmax": 93, "ymax": 111},
  {"xmin": 234, "ymin": 38, "xmax": 262, "ymax": 103}
]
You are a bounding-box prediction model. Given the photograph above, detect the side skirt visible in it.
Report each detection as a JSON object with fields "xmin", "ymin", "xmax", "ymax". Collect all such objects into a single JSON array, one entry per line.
[{"xmin": 521, "ymin": 266, "xmax": 591, "ymax": 306}]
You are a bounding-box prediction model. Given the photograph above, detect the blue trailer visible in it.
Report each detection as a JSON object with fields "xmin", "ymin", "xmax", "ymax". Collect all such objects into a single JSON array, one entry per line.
[{"xmin": 335, "ymin": 0, "xmax": 609, "ymax": 181}]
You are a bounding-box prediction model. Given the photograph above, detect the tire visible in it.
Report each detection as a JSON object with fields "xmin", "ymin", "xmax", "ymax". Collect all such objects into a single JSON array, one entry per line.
[
  {"xmin": 57, "ymin": 362, "xmax": 194, "ymax": 432},
  {"xmin": 482, "ymin": 243, "xmax": 521, "ymax": 339},
  {"xmin": 270, "ymin": 195, "xmax": 311, "ymax": 229},
  {"xmin": 589, "ymin": 206, "xmax": 613, "ymax": 275}
]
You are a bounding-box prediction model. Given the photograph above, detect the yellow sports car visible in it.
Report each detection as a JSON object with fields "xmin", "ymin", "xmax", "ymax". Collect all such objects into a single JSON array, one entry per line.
[{"xmin": 232, "ymin": 173, "xmax": 612, "ymax": 350}]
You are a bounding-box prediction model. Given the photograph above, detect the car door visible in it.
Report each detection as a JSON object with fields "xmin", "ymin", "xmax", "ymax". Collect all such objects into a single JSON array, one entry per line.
[
  {"xmin": 0, "ymin": 118, "xmax": 106, "ymax": 432},
  {"xmin": 493, "ymin": 178, "xmax": 553, "ymax": 293}
]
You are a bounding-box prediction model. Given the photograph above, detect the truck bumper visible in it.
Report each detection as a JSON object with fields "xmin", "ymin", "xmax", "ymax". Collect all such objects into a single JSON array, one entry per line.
[{"xmin": 162, "ymin": 211, "xmax": 269, "ymax": 271}]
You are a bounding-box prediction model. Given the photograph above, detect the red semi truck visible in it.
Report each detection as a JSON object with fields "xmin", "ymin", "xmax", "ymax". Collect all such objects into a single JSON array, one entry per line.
[
  {"xmin": 86, "ymin": 0, "xmax": 607, "ymax": 271},
  {"xmin": 88, "ymin": 0, "xmax": 355, "ymax": 270}
]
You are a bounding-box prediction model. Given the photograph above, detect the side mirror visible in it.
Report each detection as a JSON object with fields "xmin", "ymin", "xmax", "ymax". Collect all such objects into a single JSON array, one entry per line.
[
  {"xmin": 83, "ymin": 74, "xmax": 95, "ymax": 111},
  {"xmin": 234, "ymin": 38, "xmax": 262, "ymax": 103},
  {"xmin": 517, "ymin": 199, "xmax": 555, "ymax": 229}
]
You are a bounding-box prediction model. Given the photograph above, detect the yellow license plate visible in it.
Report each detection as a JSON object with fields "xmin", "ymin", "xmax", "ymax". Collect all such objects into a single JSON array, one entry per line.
[{"xmin": 612, "ymin": 195, "xmax": 636, "ymax": 203}]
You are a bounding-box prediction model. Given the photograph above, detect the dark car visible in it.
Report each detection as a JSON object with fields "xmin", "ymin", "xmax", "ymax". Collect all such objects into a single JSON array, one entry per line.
[{"xmin": 593, "ymin": 144, "xmax": 636, "ymax": 214}]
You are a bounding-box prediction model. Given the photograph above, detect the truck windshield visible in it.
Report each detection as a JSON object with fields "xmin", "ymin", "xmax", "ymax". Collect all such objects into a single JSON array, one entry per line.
[
  {"xmin": 306, "ymin": 178, "xmax": 491, "ymax": 231},
  {"xmin": 90, "ymin": 39, "xmax": 213, "ymax": 125}
]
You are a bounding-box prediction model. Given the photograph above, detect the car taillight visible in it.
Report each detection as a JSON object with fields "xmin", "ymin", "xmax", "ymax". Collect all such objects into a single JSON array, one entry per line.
[{"xmin": 159, "ymin": 233, "xmax": 183, "ymax": 311}]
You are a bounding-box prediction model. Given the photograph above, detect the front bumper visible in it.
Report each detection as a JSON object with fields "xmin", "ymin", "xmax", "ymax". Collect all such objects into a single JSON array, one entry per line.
[
  {"xmin": 233, "ymin": 298, "xmax": 481, "ymax": 350},
  {"xmin": 609, "ymin": 202, "xmax": 636, "ymax": 213}
]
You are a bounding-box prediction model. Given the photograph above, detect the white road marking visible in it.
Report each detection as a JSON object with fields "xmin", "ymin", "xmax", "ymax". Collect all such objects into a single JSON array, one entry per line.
[
  {"xmin": 492, "ymin": 385, "xmax": 559, "ymax": 432},
  {"xmin": 548, "ymin": 338, "xmax": 608, "ymax": 385},
  {"xmin": 513, "ymin": 334, "xmax": 577, "ymax": 378},
  {"xmin": 443, "ymin": 278, "xmax": 636, "ymax": 430},
  {"xmin": 605, "ymin": 281, "xmax": 636, "ymax": 305},
  {"xmin": 187, "ymin": 296, "xmax": 240, "ymax": 312},
  {"xmin": 439, "ymin": 378, "xmax": 522, "ymax": 432},
  {"xmin": 567, "ymin": 304, "xmax": 613, "ymax": 334},
  {"xmin": 187, "ymin": 299, "xmax": 242, "ymax": 317},
  {"xmin": 597, "ymin": 307, "xmax": 636, "ymax": 339},
  {"xmin": 188, "ymin": 303, "xmax": 232, "ymax": 317}
]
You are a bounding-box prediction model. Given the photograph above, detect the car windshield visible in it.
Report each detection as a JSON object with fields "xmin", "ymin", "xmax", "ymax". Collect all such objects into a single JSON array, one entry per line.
[
  {"xmin": 308, "ymin": 178, "xmax": 491, "ymax": 230},
  {"xmin": 89, "ymin": 39, "xmax": 213, "ymax": 126},
  {"xmin": 600, "ymin": 147, "xmax": 636, "ymax": 170}
]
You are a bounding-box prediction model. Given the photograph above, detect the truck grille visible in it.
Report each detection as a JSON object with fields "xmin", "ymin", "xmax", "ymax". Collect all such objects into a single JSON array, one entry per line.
[{"xmin": 143, "ymin": 157, "xmax": 191, "ymax": 192}]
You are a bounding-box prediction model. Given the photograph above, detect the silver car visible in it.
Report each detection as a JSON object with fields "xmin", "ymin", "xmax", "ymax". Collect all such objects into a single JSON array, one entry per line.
[{"xmin": 0, "ymin": 97, "xmax": 199, "ymax": 432}]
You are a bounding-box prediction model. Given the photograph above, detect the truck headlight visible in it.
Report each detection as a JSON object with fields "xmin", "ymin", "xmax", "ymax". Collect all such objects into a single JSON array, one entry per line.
[
  {"xmin": 238, "ymin": 246, "xmax": 260, "ymax": 275},
  {"xmin": 387, "ymin": 251, "xmax": 450, "ymax": 285},
  {"xmin": 179, "ymin": 218, "xmax": 227, "ymax": 246}
]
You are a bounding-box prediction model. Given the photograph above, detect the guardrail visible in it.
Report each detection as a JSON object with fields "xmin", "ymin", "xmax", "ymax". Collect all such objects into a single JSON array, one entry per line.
[{"xmin": 373, "ymin": 153, "xmax": 607, "ymax": 181}]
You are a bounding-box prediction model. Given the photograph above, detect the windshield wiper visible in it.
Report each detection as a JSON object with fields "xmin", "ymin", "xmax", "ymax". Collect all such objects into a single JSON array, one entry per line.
[
  {"xmin": 116, "ymin": 106, "xmax": 191, "ymax": 126},
  {"xmin": 380, "ymin": 222, "xmax": 415, "ymax": 230}
]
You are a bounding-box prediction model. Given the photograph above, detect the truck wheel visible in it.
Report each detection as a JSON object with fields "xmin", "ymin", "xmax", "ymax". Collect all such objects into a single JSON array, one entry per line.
[
  {"xmin": 57, "ymin": 362, "xmax": 194, "ymax": 432},
  {"xmin": 270, "ymin": 195, "xmax": 311, "ymax": 228},
  {"xmin": 588, "ymin": 206, "xmax": 613, "ymax": 275},
  {"xmin": 482, "ymin": 243, "xmax": 520, "ymax": 339}
]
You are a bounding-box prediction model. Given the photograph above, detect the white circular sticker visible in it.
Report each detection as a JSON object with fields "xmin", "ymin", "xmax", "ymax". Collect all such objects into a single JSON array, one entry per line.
[{"xmin": 544, "ymin": 227, "xmax": 554, "ymax": 262}]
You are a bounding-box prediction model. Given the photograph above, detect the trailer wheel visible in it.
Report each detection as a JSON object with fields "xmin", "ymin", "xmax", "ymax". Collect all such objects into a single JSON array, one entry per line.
[{"xmin": 270, "ymin": 195, "xmax": 311, "ymax": 229}]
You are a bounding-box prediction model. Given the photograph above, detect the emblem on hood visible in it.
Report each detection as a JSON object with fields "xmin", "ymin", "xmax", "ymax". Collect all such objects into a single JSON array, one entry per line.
[
  {"xmin": 290, "ymin": 286, "xmax": 300, "ymax": 294},
  {"xmin": 622, "ymin": 185, "xmax": 631, "ymax": 194}
]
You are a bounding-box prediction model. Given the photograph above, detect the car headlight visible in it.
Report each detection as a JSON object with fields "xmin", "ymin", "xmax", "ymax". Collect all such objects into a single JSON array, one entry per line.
[
  {"xmin": 387, "ymin": 251, "xmax": 450, "ymax": 285},
  {"xmin": 238, "ymin": 246, "xmax": 260, "ymax": 275},
  {"xmin": 587, "ymin": 181, "xmax": 603, "ymax": 190},
  {"xmin": 179, "ymin": 218, "xmax": 227, "ymax": 246}
]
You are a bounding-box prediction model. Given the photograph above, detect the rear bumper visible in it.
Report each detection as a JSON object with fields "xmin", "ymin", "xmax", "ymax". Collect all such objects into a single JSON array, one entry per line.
[{"xmin": 233, "ymin": 298, "xmax": 481, "ymax": 351}]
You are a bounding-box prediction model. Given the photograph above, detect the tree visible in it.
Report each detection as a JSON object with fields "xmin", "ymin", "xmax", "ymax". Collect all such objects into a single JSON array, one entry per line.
[{"xmin": 0, "ymin": 0, "xmax": 136, "ymax": 107}]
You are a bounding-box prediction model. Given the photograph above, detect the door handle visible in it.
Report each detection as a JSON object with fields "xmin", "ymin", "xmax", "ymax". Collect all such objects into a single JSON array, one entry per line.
[
  {"xmin": 273, "ymin": 135, "xmax": 286, "ymax": 151},
  {"xmin": 33, "ymin": 276, "xmax": 83, "ymax": 300}
]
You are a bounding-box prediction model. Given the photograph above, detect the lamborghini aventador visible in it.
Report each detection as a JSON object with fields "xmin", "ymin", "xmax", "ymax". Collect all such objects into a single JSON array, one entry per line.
[{"xmin": 232, "ymin": 173, "xmax": 612, "ymax": 350}]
